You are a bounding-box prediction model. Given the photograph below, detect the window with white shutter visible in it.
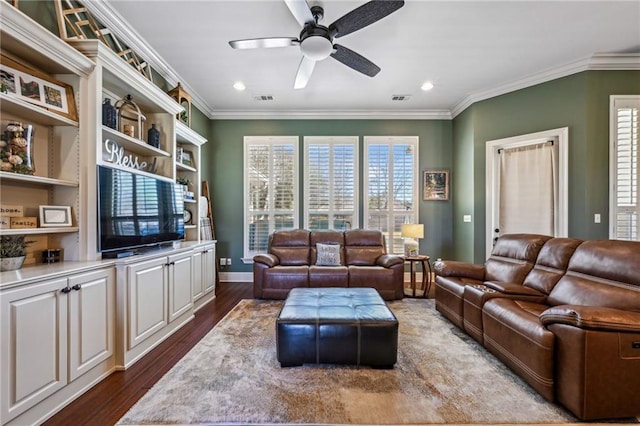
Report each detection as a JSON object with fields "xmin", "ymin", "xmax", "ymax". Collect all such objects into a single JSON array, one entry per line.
[
  {"xmin": 304, "ymin": 137, "xmax": 358, "ymax": 230},
  {"xmin": 244, "ymin": 136, "xmax": 299, "ymax": 258},
  {"xmin": 610, "ymin": 96, "xmax": 639, "ymax": 241},
  {"xmin": 364, "ymin": 136, "xmax": 419, "ymax": 254}
]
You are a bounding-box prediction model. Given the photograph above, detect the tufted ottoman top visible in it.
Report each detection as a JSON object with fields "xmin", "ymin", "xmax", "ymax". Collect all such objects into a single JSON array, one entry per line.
[{"xmin": 278, "ymin": 287, "xmax": 398, "ymax": 323}]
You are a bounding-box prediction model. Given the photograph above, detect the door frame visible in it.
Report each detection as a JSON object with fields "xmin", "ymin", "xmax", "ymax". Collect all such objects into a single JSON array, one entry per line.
[{"xmin": 485, "ymin": 127, "xmax": 569, "ymax": 258}]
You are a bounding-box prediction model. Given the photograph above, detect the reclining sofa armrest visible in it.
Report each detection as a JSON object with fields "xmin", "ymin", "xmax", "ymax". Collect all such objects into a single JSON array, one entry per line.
[
  {"xmin": 433, "ymin": 260, "xmax": 485, "ymax": 281},
  {"xmin": 540, "ymin": 305, "xmax": 640, "ymax": 333},
  {"xmin": 253, "ymin": 253, "xmax": 280, "ymax": 268},
  {"xmin": 484, "ymin": 281, "xmax": 546, "ymax": 297},
  {"xmin": 376, "ymin": 254, "xmax": 404, "ymax": 268}
]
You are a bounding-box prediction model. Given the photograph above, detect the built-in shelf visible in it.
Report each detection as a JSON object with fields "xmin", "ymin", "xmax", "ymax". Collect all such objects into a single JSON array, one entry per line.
[
  {"xmin": 184, "ymin": 198, "xmax": 197, "ymax": 204},
  {"xmin": 176, "ymin": 162, "xmax": 197, "ymax": 172},
  {"xmin": 0, "ymin": 172, "xmax": 79, "ymax": 187},
  {"xmin": 185, "ymin": 225, "xmax": 197, "ymax": 230},
  {"xmin": 102, "ymin": 125, "xmax": 171, "ymax": 157},
  {"xmin": 0, "ymin": 93, "xmax": 79, "ymax": 127},
  {"xmin": 0, "ymin": 227, "xmax": 79, "ymax": 236}
]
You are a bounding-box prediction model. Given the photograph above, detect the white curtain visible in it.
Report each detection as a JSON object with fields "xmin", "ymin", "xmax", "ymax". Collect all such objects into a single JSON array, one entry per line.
[{"xmin": 499, "ymin": 141, "xmax": 556, "ymax": 236}]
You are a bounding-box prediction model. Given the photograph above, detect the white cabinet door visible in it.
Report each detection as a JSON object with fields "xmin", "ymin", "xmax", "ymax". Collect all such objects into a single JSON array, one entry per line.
[
  {"xmin": 203, "ymin": 244, "xmax": 216, "ymax": 295},
  {"xmin": 127, "ymin": 257, "xmax": 168, "ymax": 349},
  {"xmin": 68, "ymin": 268, "xmax": 115, "ymax": 381},
  {"xmin": 0, "ymin": 278, "xmax": 68, "ymax": 422},
  {"xmin": 191, "ymin": 249, "xmax": 204, "ymax": 302},
  {"xmin": 168, "ymin": 252, "xmax": 193, "ymax": 322}
]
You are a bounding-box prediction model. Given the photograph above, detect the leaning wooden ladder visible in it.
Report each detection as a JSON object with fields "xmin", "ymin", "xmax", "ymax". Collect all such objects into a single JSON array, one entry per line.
[{"xmin": 201, "ymin": 181, "xmax": 220, "ymax": 286}]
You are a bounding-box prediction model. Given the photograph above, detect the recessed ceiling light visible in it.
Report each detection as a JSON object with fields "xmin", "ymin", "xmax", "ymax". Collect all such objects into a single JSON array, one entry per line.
[
  {"xmin": 233, "ymin": 81, "xmax": 246, "ymax": 91},
  {"xmin": 421, "ymin": 81, "xmax": 434, "ymax": 91}
]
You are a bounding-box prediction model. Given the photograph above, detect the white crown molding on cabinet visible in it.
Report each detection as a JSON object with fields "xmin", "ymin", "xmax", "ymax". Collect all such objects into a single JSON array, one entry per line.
[
  {"xmin": 1, "ymin": 4, "xmax": 95, "ymax": 77},
  {"xmin": 451, "ymin": 53, "xmax": 640, "ymax": 118},
  {"xmin": 82, "ymin": 0, "xmax": 214, "ymax": 117}
]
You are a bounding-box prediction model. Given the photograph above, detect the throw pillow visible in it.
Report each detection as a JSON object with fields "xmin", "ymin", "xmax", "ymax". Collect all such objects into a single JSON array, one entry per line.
[{"xmin": 316, "ymin": 243, "xmax": 341, "ymax": 266}]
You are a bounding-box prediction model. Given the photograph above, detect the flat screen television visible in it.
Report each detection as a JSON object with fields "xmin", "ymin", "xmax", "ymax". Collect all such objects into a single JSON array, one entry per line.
[{"xmin": 97, "ymin": 165, "xmax": 184, "ymax": 255}]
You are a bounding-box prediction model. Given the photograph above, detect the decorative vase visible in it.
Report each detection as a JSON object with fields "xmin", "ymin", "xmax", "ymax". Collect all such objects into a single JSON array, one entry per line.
[
  {"xmin": 102, "ymin": 98, "xmax": 117, "ymax": 129},
  {"xmin": 0, "ymin": 255, "xmax": 25, "ymax": 271},
  {"xmin": 1, "ymin": 122, "xmax": 35, "ymax": 175},
  {"xmin": 147, "ymin": 123, "xmax": 161, "ymax": 148}
]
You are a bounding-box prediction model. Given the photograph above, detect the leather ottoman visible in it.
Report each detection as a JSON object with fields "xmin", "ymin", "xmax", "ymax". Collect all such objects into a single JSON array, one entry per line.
[{"xmin": 276, "ymin": 287, "xmax": 398, "ymax": 368}]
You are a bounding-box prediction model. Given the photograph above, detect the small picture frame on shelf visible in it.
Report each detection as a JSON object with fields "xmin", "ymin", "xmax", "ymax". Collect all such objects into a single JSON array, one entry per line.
[
  {"xmin": 181, "ymin": 149, "xmax": 194, "ymax": 167},
  {"xmin": 0, "ymin": 54, "xmax": 78, "ymax": 122},
  {"xmin": 39, "ymin": 205, "xmax": 73, "ymax": 227}
]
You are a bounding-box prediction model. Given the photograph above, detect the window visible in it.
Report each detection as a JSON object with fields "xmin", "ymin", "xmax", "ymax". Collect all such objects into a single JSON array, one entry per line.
[
  {"xmin": 244, "ymin": 136, "xmax": 299, "ymax": 259},
  {"xmin": 364, "ymin": 136, "xmax": 419, "ymax": 254},
  {"xmin": 304, "ymin": 137, "xmax": 358, "ymax": 230},
  {"xmin": 610, "ymin": 96, "xmax": 639, "ymax": 241}
]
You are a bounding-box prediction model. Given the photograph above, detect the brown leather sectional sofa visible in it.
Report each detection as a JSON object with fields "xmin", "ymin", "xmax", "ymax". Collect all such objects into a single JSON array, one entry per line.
[
  {"xmin": 434, "ymin": 234, "xmax": 640, "ymax": 420},
  {"xmin": 253, "ymin": 229, "xmax": 404, "ymax": 300}
]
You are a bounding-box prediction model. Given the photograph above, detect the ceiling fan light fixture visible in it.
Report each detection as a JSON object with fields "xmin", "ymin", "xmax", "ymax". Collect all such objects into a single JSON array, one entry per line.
[
  {"xmin": 300, "ymin": 36, "xmax": 333, "ymax": 61},
  {"xmin": 233, "ymin": 81, "xmax": 246, "ymax": 91},
  {"xmin": 421, "ymin": 81, "xmax": 434, "ymax": 91}
]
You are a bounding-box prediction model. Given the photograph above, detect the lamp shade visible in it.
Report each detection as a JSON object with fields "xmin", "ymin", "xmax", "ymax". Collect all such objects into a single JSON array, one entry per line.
[{"xmin": 401, "ymin": 224, "xmax": 424, "ymax": 239}]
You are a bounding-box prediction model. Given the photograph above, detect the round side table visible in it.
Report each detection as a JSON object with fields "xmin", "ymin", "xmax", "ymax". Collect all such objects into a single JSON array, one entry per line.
[{"xmin": 403, "ymin": 255, "xmax": 432, "ymax": 298}]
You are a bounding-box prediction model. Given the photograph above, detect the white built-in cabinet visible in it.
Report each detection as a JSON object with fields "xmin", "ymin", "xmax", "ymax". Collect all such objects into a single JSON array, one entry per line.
[
  {"xmin": 0, "ymin": 265, "xmax": 115, "ymax": 425},
  {"xmin": 0, "ymin": 5, "xmax": 215, "ymax": 426}
]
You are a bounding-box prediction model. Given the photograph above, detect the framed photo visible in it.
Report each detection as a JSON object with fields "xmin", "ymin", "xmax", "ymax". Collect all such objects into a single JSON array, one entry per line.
[
  {"xmin": 39, "ymin": 205, "xmax": 73, "ymax": 227},
  {"xmin": 1, "ymin": 54, "xmax": 78, "ymax": 122},
  {"xmin": 423, "ymin": 170, "xmax": 449, "ymax": 201},
  {"xmin": 181, "ymin": 149, "xmax": 194, "ymax": 167}
]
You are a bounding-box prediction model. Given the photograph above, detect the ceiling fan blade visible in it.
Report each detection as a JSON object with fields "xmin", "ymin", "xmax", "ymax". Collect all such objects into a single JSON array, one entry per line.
[
  {"xmin": 330, "ymin": 44, "xmax": 380, "ymax": 77},
  {"xmin": 229, "ymin": 37, "xmax": 299, "ymax": 49},
  {"xmin": 294, "ymin": 56, "xmax": 316, "ymax": 89},
  {"xmin": 329, "ymin": 0, "xmax": 405, "ymax": 39},
  {"xmin": 284, "ymin": 0, "xmax": 315, "ymax": 27}
]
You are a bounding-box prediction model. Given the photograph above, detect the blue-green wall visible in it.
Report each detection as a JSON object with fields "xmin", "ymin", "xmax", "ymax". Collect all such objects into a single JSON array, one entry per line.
[
  {"xmin": 205, "ymin": 120, "xmax": 452, "ymax": 272},
  {"xmin": 451, "ymin": 70, "xmax": 640, "ymax": 263}
]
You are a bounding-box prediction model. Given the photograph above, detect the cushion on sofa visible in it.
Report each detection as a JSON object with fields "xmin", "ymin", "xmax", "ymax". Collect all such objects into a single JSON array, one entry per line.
[
  {"xmin": 484, "ymin": 234, "xmax": 552, "ymax": 283},
  {"xmin": 521, "ymin": 237, "xmax": 582, "ymax": 294},
  {"xmin": 270, "ymin": 229, "xmax": 311, "ymax": 266},
  {"xmin": 316, "ymin": 243, "xmax": 342, "ymax": 266},
  {"xmin": 547, "ymin": 240, "xmax": 640, "ymax": 309}
]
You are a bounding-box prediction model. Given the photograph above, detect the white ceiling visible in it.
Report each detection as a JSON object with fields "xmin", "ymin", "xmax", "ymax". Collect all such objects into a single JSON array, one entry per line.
[{"xmin": 94, "ymin": 0, "xmax": 640, "ymax": 119}]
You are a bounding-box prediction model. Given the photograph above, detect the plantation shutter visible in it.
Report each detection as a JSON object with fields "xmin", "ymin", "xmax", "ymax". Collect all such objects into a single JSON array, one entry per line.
[
  {"xmin": 244, "ymin": 137, "xmax": 298, "ymax": 257},
  {"xmin": 612, "ymin": 97, "xmax": 639, "ymax": 240},
  {"xmin": 304, "ymin": 137, "xmax": 358, "ymax": 230},
  {"xmin": 364, "ymin": 137, "xmax": 419, "ymax": 254}
]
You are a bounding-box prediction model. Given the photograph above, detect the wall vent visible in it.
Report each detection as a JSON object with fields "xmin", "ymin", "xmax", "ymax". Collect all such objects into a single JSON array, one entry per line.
[
  {"xmin": 254, "ymin": 95, "xmax": 274, "ymax": 101},
  {"xmin": 391, "ymin": 95, "xmax": 411, "ymax": 101}
]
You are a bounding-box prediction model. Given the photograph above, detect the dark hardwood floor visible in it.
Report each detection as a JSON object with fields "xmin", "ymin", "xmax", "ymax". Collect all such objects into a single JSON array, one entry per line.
[{"xmin": 43, "ymin": 282, "xmax": 253, "ymax": 426}]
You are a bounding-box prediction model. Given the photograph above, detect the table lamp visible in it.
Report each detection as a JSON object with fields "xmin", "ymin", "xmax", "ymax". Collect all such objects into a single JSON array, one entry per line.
[{"xmin": 401, "ymin": 224, "xmax": 424, "ymax": 257}]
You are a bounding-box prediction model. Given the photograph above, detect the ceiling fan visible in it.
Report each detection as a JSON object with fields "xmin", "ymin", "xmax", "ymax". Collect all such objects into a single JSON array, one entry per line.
[{"xmin": 228, "ymin": 0, "xmax": 405, "ymax": 89}]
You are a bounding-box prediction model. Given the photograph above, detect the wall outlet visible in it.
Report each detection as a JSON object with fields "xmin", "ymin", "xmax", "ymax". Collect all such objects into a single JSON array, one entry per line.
[
  {"xmin": 463, "ymin": 215, "xmax": 472, "ymax": 223},
  {"xmin": 227, "ymin": 258, "xmax": 232, "ymax": 266},
  {"xmin": 594, "ymin": 213, "xmax": 601, "ymax": 223},
  {"xmin": 219, "ymin": 258, "xmax": 226, "ymax": 266}
]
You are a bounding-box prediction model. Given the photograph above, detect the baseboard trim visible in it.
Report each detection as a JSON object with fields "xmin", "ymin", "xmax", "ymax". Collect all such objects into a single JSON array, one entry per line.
[{"xmin": 220, "ymin": 272, "xmax": 431, "ymax": 283}]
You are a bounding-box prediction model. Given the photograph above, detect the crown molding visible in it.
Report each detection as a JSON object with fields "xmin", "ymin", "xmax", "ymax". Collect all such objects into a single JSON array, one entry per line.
[
  {"xmin": 451, "ymin": 53, "xmax": 640, "ymax": 118},
  {"xmin": 210, "ymin": 109, "xmax": 452, "ymax": 120},
  {"xmin": 82, "ymin": 0, "xmax": 214, "ymax": 116}
]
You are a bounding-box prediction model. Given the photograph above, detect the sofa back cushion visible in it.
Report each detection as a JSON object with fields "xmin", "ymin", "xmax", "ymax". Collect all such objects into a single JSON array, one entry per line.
[
  {"xmin": 269, "ymin": 229, "xmax": 310, "ymax": 266},
  {"xmin": 523, "ymin": 237, "xmax": 583, "ymax": 294},
  {"xmin": 310, "ymin": 230, "xmax": 345, "ymax": 265},
  {"xmin": 485, "ymin": 234, "xmax": 552, "ymax": 283},
  {"xmin": 547, "ymin": 240, "xmax": 640, "ymax": 309},
  {"xmin": 344, "ymin": 229, "xmax": 386, "ymax": 266}
]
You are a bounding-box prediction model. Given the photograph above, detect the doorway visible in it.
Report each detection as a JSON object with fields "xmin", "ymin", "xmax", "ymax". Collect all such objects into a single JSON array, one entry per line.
[{"xmin": 485, "ymin": 128, "xmax": 569, "ymax": 258}]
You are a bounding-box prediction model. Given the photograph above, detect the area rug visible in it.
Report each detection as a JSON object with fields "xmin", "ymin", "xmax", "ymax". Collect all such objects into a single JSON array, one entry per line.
[{"xmin": 118, "ymin": 298, "xmax": 577, "ymax": 425}]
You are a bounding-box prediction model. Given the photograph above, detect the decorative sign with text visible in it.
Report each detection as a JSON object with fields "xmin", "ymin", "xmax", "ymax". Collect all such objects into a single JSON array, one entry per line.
[{"xmin": 104, "ymin": 139, "xmax": 157, "ymax": 173}]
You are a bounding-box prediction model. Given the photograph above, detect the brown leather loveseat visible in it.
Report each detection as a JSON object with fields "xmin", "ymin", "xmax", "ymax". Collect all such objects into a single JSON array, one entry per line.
[
  {"xmin": 434, "ymin": 234, "xmax": 640, "ymax": 421},
  {"xmin": 253, "ymin": 229, "xmax": 404, "ymax": 300}
]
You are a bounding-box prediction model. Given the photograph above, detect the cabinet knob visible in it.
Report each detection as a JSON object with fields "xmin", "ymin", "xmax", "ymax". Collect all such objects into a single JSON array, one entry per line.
[
  {"xmin": 61, "ymin": 286, "xmax": 71, "ymax": 293},
  {"xmin": 72, "ymin": 284, "xmax": 82, "ymax": 291}
]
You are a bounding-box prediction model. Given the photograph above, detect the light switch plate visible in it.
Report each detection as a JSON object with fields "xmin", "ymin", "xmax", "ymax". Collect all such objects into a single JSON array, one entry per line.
[{"xmin": 463, "ymin": 215, "xmax": 472, "ymax": 223}]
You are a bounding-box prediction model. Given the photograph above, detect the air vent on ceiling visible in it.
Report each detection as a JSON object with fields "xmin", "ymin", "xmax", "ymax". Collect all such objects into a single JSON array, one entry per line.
[
  {"xmin": 254, "ymin": 95, "xmax": 274, "ymax": 101},
  {"xmin": 391, "ymin": 95, "xmax": 411, "ymax": 101}
]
